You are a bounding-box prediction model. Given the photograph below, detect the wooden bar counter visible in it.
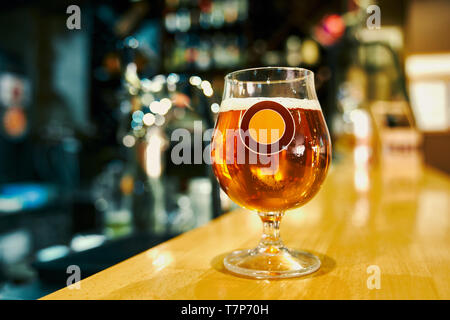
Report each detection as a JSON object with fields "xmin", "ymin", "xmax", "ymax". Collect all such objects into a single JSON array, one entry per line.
[{"xmin": 42, "ymin": 159, "xmax": 450, "ymax": 300}]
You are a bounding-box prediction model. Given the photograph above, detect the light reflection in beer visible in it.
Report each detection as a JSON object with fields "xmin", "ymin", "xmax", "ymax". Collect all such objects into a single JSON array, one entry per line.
[
  {"xmin": 293, "ymin": 145, "xmax": 305, "ymax": 157},
  {"xmin": 294, "ymin": 110, "xmax": 302, "ymax": 126},
  {"xmin": 251, "ymin": 166, "xmax": 283, "ymax": 182},
  {"xmin": 311, "ymin": 145, "xmax": 320, "ymax": 167},
  {"xmin": 274, "ymin": 170, "xmax": 283, "ymax": 182},
  {"xmin": 218, "ymin": 163, "xmax": 231, "ymax": 180}
]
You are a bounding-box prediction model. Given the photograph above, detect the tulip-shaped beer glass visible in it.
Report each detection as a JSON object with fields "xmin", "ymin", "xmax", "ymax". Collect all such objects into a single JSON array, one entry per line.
[{"xmin": 211, "ymin": 67, "xmax": 331, "ymax": 278}]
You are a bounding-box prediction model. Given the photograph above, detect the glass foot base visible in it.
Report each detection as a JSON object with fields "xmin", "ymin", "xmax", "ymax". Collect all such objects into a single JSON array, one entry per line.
[{"xmin": 224, "ymin": 247, "xmax": 320, "ymax": 279}]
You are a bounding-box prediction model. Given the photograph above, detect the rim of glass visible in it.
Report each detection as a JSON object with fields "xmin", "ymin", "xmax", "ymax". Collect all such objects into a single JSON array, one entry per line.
[{"xmin": 225, "ymin": 66, "xmax": 314, "ymax": 84}]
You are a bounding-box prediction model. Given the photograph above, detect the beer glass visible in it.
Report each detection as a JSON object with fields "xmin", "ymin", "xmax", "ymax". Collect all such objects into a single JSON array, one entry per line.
[{"xmin": 211, "ymin": 67, "xmax": 331, "ymax": 278}]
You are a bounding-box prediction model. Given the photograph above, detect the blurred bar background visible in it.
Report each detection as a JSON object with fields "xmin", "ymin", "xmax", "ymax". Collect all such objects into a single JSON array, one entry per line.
[{"xmin": 0, "ymin": 0, "xmax": 449, "ymax": 299}]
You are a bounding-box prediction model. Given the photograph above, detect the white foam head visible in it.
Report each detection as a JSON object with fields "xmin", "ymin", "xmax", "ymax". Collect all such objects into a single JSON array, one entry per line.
[{"xmin": 220, "ymin": 97, "xmax": 321, "ymax": 112}]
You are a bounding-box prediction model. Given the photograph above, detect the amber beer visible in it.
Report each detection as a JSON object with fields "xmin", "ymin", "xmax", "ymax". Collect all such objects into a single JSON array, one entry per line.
[{"xmin": 211, "ymin": 97, "xmax": 331, "ymax": 212}]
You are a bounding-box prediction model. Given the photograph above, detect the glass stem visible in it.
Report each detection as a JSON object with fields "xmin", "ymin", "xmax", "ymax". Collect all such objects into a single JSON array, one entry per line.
[{"xmin": 258, "ymin": 212, "xmax": 284, "ymax": 252}]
